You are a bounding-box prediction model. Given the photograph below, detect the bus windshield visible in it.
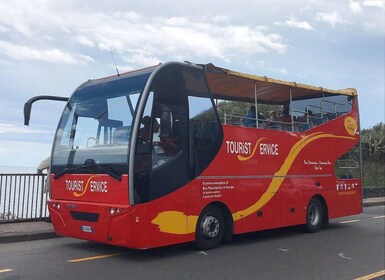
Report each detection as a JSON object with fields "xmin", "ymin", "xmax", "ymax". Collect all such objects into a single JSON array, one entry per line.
[{"xmin": 51, "ymin": 72, "xmax": 151, "ymax": 174}]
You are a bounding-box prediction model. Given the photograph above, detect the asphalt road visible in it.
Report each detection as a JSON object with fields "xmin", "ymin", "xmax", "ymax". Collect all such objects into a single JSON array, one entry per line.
[{"xmin": 1, "ymin": 205, "xmax": 384, "ymax": 280}]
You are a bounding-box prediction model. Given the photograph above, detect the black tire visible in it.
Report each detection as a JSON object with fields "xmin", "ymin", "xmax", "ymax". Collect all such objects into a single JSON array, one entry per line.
[
  {"xmin": 304, "ymin": 197, "xmax": 323, "ymax": 233},
  {"xmin": 195, "ymin": 205, "xmax": 225, "ymax": 250}
]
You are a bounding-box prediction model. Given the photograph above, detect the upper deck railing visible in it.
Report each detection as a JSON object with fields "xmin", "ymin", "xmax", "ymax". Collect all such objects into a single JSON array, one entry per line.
[{"xmin": 220, "ymin": 98, "xmax": 352, "ymax": 133}]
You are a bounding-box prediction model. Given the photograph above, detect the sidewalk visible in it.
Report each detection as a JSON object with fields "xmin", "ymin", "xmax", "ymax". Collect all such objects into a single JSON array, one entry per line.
[{"xmin": 1, "ymin": 197, "xmax": 384, "ymax": 244}]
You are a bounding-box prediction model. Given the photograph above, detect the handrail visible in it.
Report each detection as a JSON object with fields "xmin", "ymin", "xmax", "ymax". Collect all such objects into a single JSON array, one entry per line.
[{"xmin": 0, "ymin": 173, "xmax": 48, "ymax": 223}]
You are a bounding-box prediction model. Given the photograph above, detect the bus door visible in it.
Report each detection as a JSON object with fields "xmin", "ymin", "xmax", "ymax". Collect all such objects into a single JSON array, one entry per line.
[{"xmin": 133, "ymin": 65, "xmax": 190, "ymax": 245}]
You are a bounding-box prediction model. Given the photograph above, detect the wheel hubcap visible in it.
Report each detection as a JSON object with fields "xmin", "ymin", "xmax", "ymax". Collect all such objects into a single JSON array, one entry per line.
[
  {"xmin": 201, "ymin": 214, "xmax": 219, "ymax": 239},
  {"xmin": 308, "ymin": 204, "xmax": 320, "ymax": 225}
]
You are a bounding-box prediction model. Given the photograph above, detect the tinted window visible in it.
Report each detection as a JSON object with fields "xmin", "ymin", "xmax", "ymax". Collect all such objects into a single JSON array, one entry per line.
[{"xmin": 189, "ymin": 96, "xmax": 222, "ymax": 176}]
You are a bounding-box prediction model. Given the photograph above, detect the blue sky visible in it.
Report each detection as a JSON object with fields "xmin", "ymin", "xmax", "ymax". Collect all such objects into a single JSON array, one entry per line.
[{"xmin": 0, "ymin": 0, "xmax": 384, "ymax": 168}]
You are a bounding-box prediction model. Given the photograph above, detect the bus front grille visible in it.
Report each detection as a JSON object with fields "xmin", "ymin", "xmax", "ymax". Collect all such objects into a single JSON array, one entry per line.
[{"xmin": 70, "ymin": 211, "xmax": 99, "ymax": 222}]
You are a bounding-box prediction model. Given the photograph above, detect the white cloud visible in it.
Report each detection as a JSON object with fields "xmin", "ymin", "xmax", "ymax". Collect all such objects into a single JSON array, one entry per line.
[
  {"xmin": 69, "ymin": 15, "xmax": 288, "ymax": 64},
  {"xmin": 315, "ymin": 11, "xmax": 348, "ymax": 27},
  {"xmin": 0, "ymin": 24, "xmax": 7, "ymax": 32},
  {"xmin": 123, "ymin": 52, "xmax": 161, "ymax": 67},
  {"xmin": 76, "ymin": 36, "xmax": 95, "ymax": 47},
  {"xmin": 0, "ymin": 123, "xmax": 50, "ymax": 134},
  {"xmin": 275, "ymin": 19, "xmax": 314, "ymax": 30},
  {"xmin": 363, "ymin": 0, "xmax": 385, "ymax": 9},
  {"xmin": 0, "ymin": 2, "xmax": 288, "ymax": 67},
  {"xmin": 0, "ymin": 41, "xmax": 94, "ymax": 64},
  {"xmin": 349, "ymin": 1, "xmax": 364, "ymax": 13}
]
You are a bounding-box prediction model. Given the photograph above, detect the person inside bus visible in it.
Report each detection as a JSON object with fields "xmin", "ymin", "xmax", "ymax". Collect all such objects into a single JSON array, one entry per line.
[
  {"xmin": 280, "ymin": 105, "xmax": 291, "ymax": 122},
  {"xmin": 257, "ymin": 112, "xmax": 266, "ymax": 127},
  {"xmin": 158, "ymin": 135, "xmax": 178, "ymax": 156},
  {"xmin": 139, "ymin": 116, "xmax": 151, "ymax": 141},
  {"xmin": 266, "ymin": 111, "xmax": 279, "ymax": 129},
  {"xmin": 153, "ymin": 135, "xmax": 178, "ymax": 167},
  {"xmin": 139, "ymin": 116, "xmax": 159, "ymax": 142},
  {"xmin": 280, "ymin": 106, "xmax": 292, "ymax": 130},
  {"xmin": 297, "ymin": 110, "xmax": 313, "ymax": 131},
  {"xmin": 243, "ymin": 105, "xmax": 256, "ymax": 127}
]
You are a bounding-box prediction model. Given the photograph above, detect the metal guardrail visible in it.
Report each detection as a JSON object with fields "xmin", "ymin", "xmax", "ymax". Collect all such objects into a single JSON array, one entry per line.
[{"xmin": 0, "ymin": 173, "xmax": 48, "ymax": 223}]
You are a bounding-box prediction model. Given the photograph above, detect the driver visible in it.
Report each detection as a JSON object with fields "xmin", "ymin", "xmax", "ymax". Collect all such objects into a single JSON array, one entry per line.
[
  {"xmin": 139, "ymin": 116, "xmax": 151, "ymax": 141},
  {"xmin": 153, "ymin": 135, "xmax": 178, "ymax": 167}
]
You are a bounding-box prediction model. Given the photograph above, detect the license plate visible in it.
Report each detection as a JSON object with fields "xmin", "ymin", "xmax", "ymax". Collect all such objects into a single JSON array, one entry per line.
[{"xmin": 81, "ymin": 225, "xmax": 93, "ymax": 233}]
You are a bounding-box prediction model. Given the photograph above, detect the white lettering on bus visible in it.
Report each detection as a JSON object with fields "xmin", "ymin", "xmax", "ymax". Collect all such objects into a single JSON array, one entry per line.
[
  {"xmin": 90, "ymin": 181, "xmax": 108, "ymax": 193},
  {"xmin": 225, "ymin": 141, "xmax": 252, "ymax": 155},
  {"xmin": 259, "ymin": 143, "xmax": 279, "ymax": 155},
  {"xmin": 65, "ymin": 180, "xmax": 84, "ymax": 192}
]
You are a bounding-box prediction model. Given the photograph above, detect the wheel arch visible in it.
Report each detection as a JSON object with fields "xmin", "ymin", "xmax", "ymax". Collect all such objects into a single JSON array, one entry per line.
[
  {"xmin": 311, "ymin": 194, "xmax": 329, "ymax": 225},
  {"xmin": 203, "ymin": 201, "xmax": 234, "ymax": 242}
]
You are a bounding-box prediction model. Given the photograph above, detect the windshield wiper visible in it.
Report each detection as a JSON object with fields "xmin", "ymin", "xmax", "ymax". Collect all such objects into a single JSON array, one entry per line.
[{"xmin": 54, "ymin": 159, "xmax": 122, "ymax": 181}]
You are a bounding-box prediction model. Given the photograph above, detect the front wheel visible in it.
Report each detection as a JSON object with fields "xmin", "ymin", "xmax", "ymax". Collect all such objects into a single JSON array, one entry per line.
[
  {"xmin": 195, "ymin": 205, "xmax": 225, "ymax": 250},
  {"xmin": 304, "ymin": 198, "xmax": 323, "ymax": 233}
]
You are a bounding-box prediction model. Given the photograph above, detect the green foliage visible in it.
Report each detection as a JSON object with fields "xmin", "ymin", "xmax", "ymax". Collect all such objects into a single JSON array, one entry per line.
[
  {"xmin": 192, "ymin": 107, "xmax": 216, "ymax": 121},
  {"xmin": 216, "ymin": 100, "xmax": 282, "ymax": 120},
  {"xmin": 216, "ymin": 100, "xmax": 249, "ymax": 119},
  {"xmin": 361, "ymin": 122, "xmax": 385, "ymax": 188},
  {"xmin": 361, "ymin": 122, "xmax": 385, "ymax": 161}
]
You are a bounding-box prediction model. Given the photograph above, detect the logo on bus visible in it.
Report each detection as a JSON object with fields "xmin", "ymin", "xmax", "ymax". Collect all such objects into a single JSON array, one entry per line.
[
  {"xmin": 344, "ymin": 116, "xmax": 358, "ymax": 136},
  {"xmin": 65, "ymin": 176, "xmax": 108, "ymax": 197},
  {"xmin": 336, "ymin": 182, "xmax": 358, "ymax": 195},
  {"xmin": 226, "ymin": 138, "xmax": 279, "ymax": 161}
]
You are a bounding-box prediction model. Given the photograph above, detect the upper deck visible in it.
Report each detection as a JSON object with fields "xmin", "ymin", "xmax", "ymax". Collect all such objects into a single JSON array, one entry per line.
[{"xmin": 202, "ymin": 63, "xmax": 358, "ymax": 133}]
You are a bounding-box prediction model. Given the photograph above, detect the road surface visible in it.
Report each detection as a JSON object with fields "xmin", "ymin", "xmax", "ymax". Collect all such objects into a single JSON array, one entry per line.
[{"xmin": 1, "ymin": 205, "xmax": 384, "ymax": 280}]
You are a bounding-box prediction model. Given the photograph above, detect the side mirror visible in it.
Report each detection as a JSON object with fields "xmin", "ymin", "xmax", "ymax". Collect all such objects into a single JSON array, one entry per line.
[
  {"xmin": 159, "ymin": 111, "xmax": 173, "ymax": 138},
  {"xmin": 24, "ymin": 95, "xmax": 68, "ymax": 126}
]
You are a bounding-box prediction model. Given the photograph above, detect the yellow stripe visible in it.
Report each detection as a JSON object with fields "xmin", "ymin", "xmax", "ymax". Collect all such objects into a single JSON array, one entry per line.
[
  {"xmin": 0, "ymin": 269, "xmax": 13, "ymax": 273},
  {"xmin": 232, "ymin": 132, "xmax": 355, "ymax": 221},
  {"xmin": 68, "ymin": 253, "xmax": 124, "ymax": 263},
  {"xmin": 354, "ymin": 270, "xmax": 385, "ymax": 280}
]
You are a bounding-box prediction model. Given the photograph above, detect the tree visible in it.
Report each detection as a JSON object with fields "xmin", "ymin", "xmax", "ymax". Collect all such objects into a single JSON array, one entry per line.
[{"xmin": 361, "ymin": 122, "xmax": 385, "ymax": 188}]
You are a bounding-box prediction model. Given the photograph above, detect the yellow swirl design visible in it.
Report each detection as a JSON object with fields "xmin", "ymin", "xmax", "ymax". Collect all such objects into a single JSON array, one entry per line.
[
  {"xmin": 237, "ymin": 137, "xmax": 267, "ymax": 161},
  {"xmin": 73, "ymin": 175, "xmax": 96, "ymax": 197}
]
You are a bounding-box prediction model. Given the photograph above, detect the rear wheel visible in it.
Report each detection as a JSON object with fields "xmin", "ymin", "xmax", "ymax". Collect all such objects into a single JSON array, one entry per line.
[
  {"xmin": 195, "ymin": 205, "xmax": 225, "ymax": 250},
  {"xmin": 304, "ymin": 197, "xmax": 323, "ymax": 233}
]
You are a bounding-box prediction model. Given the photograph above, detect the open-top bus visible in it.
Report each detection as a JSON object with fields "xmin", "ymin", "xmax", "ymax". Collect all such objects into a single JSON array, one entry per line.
[{"xmin": 24, "ymin": 62, "xmax": 362, "ymax": 249}]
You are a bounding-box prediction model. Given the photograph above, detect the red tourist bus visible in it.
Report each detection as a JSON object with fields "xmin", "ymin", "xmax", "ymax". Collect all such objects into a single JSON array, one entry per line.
[{"xmin": 24, "ymin": 62, "xmax": 362, "ymax": 249}]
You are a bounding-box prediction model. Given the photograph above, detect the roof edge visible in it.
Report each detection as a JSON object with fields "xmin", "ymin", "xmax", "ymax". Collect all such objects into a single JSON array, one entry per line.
[{"xmin": 206, "ymin": 63, "xmax": 358, "ymax": 96}]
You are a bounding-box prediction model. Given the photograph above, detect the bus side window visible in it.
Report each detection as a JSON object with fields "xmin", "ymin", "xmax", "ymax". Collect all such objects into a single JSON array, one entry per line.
[{"xmin": 189, "ymin": 96, "xmax": 222, "ymax": 176}]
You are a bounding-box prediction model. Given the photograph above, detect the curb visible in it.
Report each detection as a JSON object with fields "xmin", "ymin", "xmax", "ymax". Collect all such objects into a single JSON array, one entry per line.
[
  {"xmin": 363, "ymin": 201, "xmax": 385, "ymax": 207},
  {"xmin": 0, "ymin": 231, "xmax": 58, "ymax": 244}
]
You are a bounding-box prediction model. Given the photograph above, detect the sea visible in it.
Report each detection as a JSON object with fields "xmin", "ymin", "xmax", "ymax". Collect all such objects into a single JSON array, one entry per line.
[{"xmin": 0, "ymin": 166, "xmax": 37, "ymax": 174}]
